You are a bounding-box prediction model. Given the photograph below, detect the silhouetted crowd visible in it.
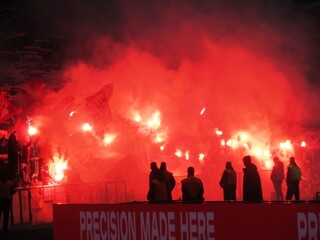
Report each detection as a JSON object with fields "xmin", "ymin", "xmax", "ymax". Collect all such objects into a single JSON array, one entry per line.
[
  {"xmin": 148, "ymin": 155, "xmax": 302, "ymax": 203},
  {"xmin": 0, "ymin": 131, "xmax": 51, "ymax": 188}
]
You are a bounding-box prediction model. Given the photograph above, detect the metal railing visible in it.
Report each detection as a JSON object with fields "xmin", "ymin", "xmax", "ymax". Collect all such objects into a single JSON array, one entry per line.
[{"xmin": 11, "ymin": 180, "xmax": 127, "ymax": 226}]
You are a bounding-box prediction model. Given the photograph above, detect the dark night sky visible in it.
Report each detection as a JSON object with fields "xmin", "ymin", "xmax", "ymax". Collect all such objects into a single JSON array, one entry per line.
[{"xmin": 2, "ymin": 0, "xmax": 319, "ymax": 71}]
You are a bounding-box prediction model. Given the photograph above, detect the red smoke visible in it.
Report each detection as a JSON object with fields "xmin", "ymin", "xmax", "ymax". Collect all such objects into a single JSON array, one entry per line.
[{"xmin": 26, "ymin": 0, "xmax": 320, "ymax": 201}]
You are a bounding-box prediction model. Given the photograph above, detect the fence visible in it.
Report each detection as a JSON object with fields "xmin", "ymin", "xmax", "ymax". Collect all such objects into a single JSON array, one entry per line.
[{"xmin": 11, "ymin": 180, "xmax": 127, "ymax": 226}]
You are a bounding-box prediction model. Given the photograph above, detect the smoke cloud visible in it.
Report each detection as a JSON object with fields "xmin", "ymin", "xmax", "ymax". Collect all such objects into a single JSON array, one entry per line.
[{"xmin": 19, "ymin": 0, "xmax": 320, "ymax": 201}]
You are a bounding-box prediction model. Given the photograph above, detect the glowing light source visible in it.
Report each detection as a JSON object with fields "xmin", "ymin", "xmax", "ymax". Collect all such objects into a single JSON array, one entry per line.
[
  {"xmin": 279, "ymin": 140, "xmax": 291, "ymax": 149},
  {"xmin": 49, "ymin": 153, "xmax": 68, "ymax": 182},
  {"xmin": 200, "ymin": 107, "xmax": 206, "ymax": 115},
  {"xmin": 154, "ymin": 132, "xmax": 167, "ymax": 143},
  {"xmin": 301, "ymin": 141, "xmax": 306, "ymax": 147},
  {"xmin": 134, "ymin": 113, "xmax": 141, "ymax": 123},
  {"xmin": 28, "ymin": 126, "xmax": 38, "ymax": 136},
  {"xmin": 103, "ymin": 133, "xmax": 116, "ymax": 145},
  {"xmin": 185, "ymin": 151, "xmax": 189, "ymax": 160},
  {"xmin": 199, "ymin": 153, "xmax": 205, "ymax": 161},
  {"xmin": 243, "ymin": 143, "xmax": 249, "ymax": 149},
  {"xmin": 253, "ymin": 148, "xmax": 262, "ymax": 156},
  {"xmin": 69, "ymin": 111, "xmax": 75, "ymax": 117},
  {"xmin": 175, "ymin": 149, "xmax": 183, "ymax": 158},
  {"xmin": 240, "ymin": 133, "xmax": 248, "ymax": 141},
  {"xmin": 216, "ymin": 129, "xmax": 223, "ymax": 136},
  {"xmin": 82, "ymin": 123, "xmax": 93, "ymax": 132},
  {"xmin": 147, "ymin": 111, "xmax": 161, "ymax": 129},
  {"xmin": 54, "ymin": 162, "xmax": 68, "ymax": 181},
  {"xmin": 226, "ymin": 139, "xmax": 232, "ymax": 147},
  {"xmin": 264, "ymin": 160, "xmax": 273, "ymax": 169},
  {"xmin": 264, "ymin": 150, "xmax": 271, "ymax": 157}
]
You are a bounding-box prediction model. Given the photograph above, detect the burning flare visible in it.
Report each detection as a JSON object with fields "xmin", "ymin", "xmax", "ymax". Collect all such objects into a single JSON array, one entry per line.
[{"xmin": 49, "ymin": 153, "xmax": 68, "ymax": 182}]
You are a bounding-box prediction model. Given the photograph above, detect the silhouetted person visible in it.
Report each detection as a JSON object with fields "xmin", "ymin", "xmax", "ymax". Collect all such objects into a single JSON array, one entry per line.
[
  {"xmin": 20, "ymin": 163, "xmax": 30, "ymax": 187},
  {"xmin": 219, "ymin": 161, "xmax": 237, "ymax": 200},
  {"xmin": 271, "ymin": 157, "xmax": 284, "ymax": 201},
  {"xmin": 0, "ymin": 136, "xmax": 8, "ymax": 168},
  {"xmin": 147, "ymin": 169, "xmax": 170, "ymax": 203},
  {"xmin": 30, "ymin": 138, "xmax": 40, "ymax": 183},
  {"xmin": 242, "ymin": 155, "xmax": 263, "ymax": 201},
  {"xmin": 286, "ymin": 157, "xmax": 302, "ymax": 201},
  {"xmin": 7, "ymin": 131, "xmax": 20, "ymax": 181},
  {"xmin": 149, "ymin": 162, "xmax": 158, "ymax": 187},
  {"xmin": 181, "ymin": 167, "xmax": 204, "ymax": 202},
  {"xmin": 160, "ymin": 162, "xmax": 176, "ymax": 200},
  {"xmin": 0, "ymin": 169, "xmax": 16, "ymax": 233}
]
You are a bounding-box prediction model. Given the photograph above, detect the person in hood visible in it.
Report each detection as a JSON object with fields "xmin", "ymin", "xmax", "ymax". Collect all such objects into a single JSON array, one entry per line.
[
  {"xmin": 285, "ymin": 157, "xmax": 302, "ymax": 201},
  {"xmin": 271, "ymin": 157, "xmax": 284, "ymax": 201},
  {"xmin": 160, "ymin": 162, "xmax": 175, "ymax": 201},
  {"xmin": 242, "ymin": 155, "xmax": 263, "ymax": 201},
  {"xmin": 219, "ymin": 161, "xmax": 237, "ymax": 200}
]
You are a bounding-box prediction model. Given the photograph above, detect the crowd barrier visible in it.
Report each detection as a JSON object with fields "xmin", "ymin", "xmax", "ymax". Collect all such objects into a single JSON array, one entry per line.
[{"xmin": 10, "ymin": 181, "xmax": 127, "ymax": 226}]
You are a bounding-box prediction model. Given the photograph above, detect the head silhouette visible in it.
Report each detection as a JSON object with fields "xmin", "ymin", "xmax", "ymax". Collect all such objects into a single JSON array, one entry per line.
[
  {"xmin": 160, "ymin": 162, "xmax": 166, "ymax": 171},
  {"xmin": 226, "ymin": 161, "xmax": 232, "ymax": 169},
  {"xmin": 150, "ymin": 162, "xmax": 157, "ymax": 171},
  {"xmin": 243, "ymin": 155, "xmax": 252, "ymax": 167},
  {"xmin": 187, "ymin": 167, "xmax": 195, "ymax": 176},
  {"xmin": 289, "ymin": 157, "xmax": 296, "ymax": 165},
  {"xmin": 273, "ymin": 157, "xmax": 279, "ymax": 163}
]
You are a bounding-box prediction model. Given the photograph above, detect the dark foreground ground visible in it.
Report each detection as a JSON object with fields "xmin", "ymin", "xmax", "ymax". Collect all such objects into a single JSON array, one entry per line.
[{"xmin": 0, "ymin": 223, "xmax": 53, "ymax": 240}]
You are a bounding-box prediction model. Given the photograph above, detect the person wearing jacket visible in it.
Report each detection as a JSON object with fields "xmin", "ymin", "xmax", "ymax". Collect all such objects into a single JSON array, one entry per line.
[
  {"xmin": 0, "ymin": 168, "xmax": 16, "ymax": 233},
  {"xmin": 160, "ymin": 162, "xmax": 175, "ymax": 201},
  {"xmin": 271, "ymin": 157, "xmax": 285, "ymax": 201},
  {"xmin": 286, "ymin": 157, "xmax": 302, "ymax": 201},
  {"xmin": 181, "ymin": 167, "xmax": 204, "ymax": 202},
  {"xmin": 242, "ymin": 155, "xmax": 263, "ymax": 201},
  {"xmin": 219, "ymin": 161, "xmax": 237, "ymax": 200},
  {"xmin": 147, "ymin": 169, "xmax": 170, "ymax": 203}
]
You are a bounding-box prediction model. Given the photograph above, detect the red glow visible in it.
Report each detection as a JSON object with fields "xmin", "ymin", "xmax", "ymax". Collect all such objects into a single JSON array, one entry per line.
[
  {"xmin": 134, "ymin": 113, "xmax": 141, "ymax": 123},
  {"xmin": 215, "ymin": 129, "xmax": 223, "ymax": 136},
  {"xmin": 185, "ymin": 151, "xmax": 190, "ymax": 160},
  {"xmin": 103, "ymin": 133, "xmax": 116, "ymax": 145},
  {"xmin": 175, "ymin": 149, "xmax": 183, "ymax": 158},
  {"xmin": 20, "ymin": 1, "xmax": 320, "ymax": 202},
  {"xmin": 82, "ymin": 123, "xmax": 93, "ymax": 132},
  {"xmin": 49, "ymin": 154, "xmax": 68, "ymax": 182},
  {"xmin": 28, "ymin": 126, "xmax": 38, "ymax": 136},
  {"xmin": 199, "ymin": 153, "xmax": 205, "ymax": 162},
  {"xmin": 147, "ymin": 111, "xmax": 161, "ymax": 129}
]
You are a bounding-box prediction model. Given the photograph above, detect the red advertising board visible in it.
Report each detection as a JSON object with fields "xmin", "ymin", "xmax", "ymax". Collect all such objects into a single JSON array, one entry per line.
[{"xmin": 53, "ymin": 202, "xmax": 320, "ymax": 240}]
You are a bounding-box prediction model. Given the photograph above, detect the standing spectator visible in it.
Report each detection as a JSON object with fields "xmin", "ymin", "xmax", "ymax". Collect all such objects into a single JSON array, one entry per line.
[
  {"xmin": 219, "ymin": 161, "xmax": 237, "ymax": 200},
  {"xmin": 0, "ymin": 136, "xmax": 8, "ymax": 168},
  {"xmin": 271, "ymin": 157, "xmax": 284, "ymax": 201},
  {"xmin": 160, "ymin": 162, "xmax": 176, "ymax": 200},
  {"xmin": 7, "ymin": 131, "xmax": 20, "ymax": 181},
  {"xmin": 149, "ymin": 162, "xmax": 158, "ymax": 187},
  {"xmin": 30, "ymin": 138, "xmax": 40, "ymax": 183},
  {"xmin": 0, "ymin": 168, "xmax": 16, "ymax": 233},
  {"xmin": 242, "ymin": 155, "xmax": 263, "ymax": 201},
  {"xmin": 286, "ymin": 157, "xmax": 302, "ymax": 201},
  {"xmin": 147, "ymin": 169, "xmax": 169, "ymax": 203},
  {"xmin": 181, "ymin": 167, "xmax": 204, "ymax": 202}
]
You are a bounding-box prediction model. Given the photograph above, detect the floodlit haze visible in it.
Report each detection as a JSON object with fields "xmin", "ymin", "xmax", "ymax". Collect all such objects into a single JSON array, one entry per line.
[{"xmin": 4, "ymin": 0, "xmax": 320, "ymax": 201}]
